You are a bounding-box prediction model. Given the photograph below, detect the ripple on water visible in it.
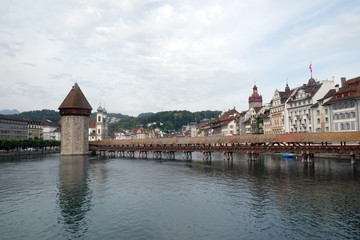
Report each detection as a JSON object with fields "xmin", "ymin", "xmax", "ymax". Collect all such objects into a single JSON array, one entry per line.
[{"xmin": 0, "ymin": 154, "xmax": 360, "ymax": 240}]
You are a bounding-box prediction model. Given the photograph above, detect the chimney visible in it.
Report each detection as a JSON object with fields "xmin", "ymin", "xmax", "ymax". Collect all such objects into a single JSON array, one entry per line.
[
  {"xmin": 341, "ymin": 77, "xmax": 346, "ymax": 87},
  {"xmin": 335, "ymin": 84, "xmax": 339, "ymax": 92}
]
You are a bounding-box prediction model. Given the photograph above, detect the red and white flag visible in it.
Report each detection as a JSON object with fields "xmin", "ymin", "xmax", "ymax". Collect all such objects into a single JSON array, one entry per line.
[{"xmin": 309, "ymin": 63, "xmax": 312, "ymax": 73}]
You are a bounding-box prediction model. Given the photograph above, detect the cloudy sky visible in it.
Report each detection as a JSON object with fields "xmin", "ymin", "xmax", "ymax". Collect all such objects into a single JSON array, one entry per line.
[{"xmin": 1, "ymin": 0, "xmax": 359, "ymax": 116}]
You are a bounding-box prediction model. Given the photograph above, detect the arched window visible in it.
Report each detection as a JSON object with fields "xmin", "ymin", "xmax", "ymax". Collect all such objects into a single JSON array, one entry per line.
[
  {"xmin": 98, "ymin": 129, "xmax": 101, "ymax": 134},
  {"xmin": 98, "ymin": 116, "xmax": 101, "ymax": 122}
]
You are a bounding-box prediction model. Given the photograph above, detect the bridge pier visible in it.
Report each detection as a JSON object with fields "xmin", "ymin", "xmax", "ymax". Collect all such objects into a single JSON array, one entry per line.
[
  {"xmin": 202, "ymin": 151, "xmax": 212, "ymax": 161},
  {"xmin": 118, "ymin": 150, "xmax": 125, "ymax": 157},
  {"xmin": 223, "ymin": 152, "xmax": 233, "ymax": 161},
  {"xmin": 153, "ymin": 151, "xmax": 162, "ymax": 159},
  {"xmin": 127, "ymin": 150, "xmax": 135, "ymax": 158},
  {"xmin": 247, "ymin": 151, "xmax": 259, "ymax": 161},
  {"xmin": 164, "ymin": 151, "xmax": 175, "ymax": 160},
  {"xmin": 139, "ymin": 151, "xmax": 148, "ymax": 159},
  {"xmin": 350, "ymin": 152, "xmax": 357, "ymax": 165},
  {"xmin": 301, "ymin": 151, "xmax": 315, "ymax": 163},
  {"xmin": 183, "ymin": 151, "xmax": 192, "ymax": 161}
]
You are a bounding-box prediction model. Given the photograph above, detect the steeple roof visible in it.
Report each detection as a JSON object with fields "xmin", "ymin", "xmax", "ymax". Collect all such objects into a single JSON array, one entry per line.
[
  {"xmin": 59, "ymin": 83, "xmax": 92, "ymax": 116},
  {"xmin": 249, "ymin": 85, "xmax": 262, "ymax": 103}
]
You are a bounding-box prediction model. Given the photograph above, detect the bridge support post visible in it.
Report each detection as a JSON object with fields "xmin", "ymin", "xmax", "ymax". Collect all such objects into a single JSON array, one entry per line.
[
  {"xmin": 127, "ymin": 151, "xmax": 135, "ymax": 158},
  {"xmin": 302, "ymin": 151, "xmax": 314, "ymax": 163},
  {"xmin": 139, "ymin": 151, "xmax": 147, "ymax": 159},
  {"xmin": 202, "ymin": 152, "xmax": 212, "ymax": 161},
  {"xmin": 308, "ymin": 153, "xmax": 315, "ymax": 163},
  {"xmin": 165, "ymin": 151, "xmax": 175, "ymax": 160},
  {"xmin": 183, "ymin": 151, "xmax": 192, "ymax": 161},
  {"xmin": 223, "ymin": 152, "xmax": 233, "ymax": 161},
  {"xmin": 350, "ymin": 152, "xmax": 357, "ymax": 165},
  {"xmin": 247, "ymin": 151, "xmax": 258, "ymax": 161},
  {"xmin": 119, "ymin": 151, "xmax": 125, "ymax": 157},
  {"xmin": 153, "ymin": 151, "xmax": 162, "ymax": 159}
]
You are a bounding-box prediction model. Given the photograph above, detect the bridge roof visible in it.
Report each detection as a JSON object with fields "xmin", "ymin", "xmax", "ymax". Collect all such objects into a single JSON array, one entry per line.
[{"xmin": 91, "ymin": 132, "xmax": 360, "ymax": 146}]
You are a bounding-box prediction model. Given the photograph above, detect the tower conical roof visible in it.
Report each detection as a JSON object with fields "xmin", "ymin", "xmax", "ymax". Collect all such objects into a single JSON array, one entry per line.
[{"xmin": 59, "ymin": 83, "xmax": 92, "ymax": 116}]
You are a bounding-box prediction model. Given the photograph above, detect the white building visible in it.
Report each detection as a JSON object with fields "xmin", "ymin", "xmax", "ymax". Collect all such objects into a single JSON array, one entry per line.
[
  {"xmin": 96, "ymin": 105, "xmax": 108, "ymax": 140},
  {"xmin": 327, "ymin": 76, "xmax": 360, "ymax": 132},
  {"xmin": 40, "ymin": 120, "xmax": 61, "ymax": 141},
  {"xmin": 286, "ymin": 78, "xmax": 335, "ymax": 133}
]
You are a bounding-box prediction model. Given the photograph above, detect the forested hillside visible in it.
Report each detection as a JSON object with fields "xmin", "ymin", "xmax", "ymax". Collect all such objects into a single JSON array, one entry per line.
[
  {"xmin": 109, "ymin": 110, "xmax": 221, "ymax": 133},
  {"xmin": 16, "ymin": 109, "xmax": 61, "ymax": 122}
]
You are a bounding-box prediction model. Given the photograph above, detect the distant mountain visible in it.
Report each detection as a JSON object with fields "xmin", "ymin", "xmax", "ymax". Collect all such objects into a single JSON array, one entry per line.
[
  {"xmin": 0, "ymin": 109, "xmax": 20, "ymax": 115},
  {"xmin": 16, "ymin": 109, "xmax": 61, "ymax": 122},
  {"xmin": 138, "ymin": 112, "xmax": 154, "ymax": 118}
]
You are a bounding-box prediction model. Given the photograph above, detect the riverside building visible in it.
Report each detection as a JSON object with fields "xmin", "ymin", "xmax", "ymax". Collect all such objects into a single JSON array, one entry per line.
[
  {"xmin": 327, "ymin": 76, "xmax": 360, "ymax": 132},
  {"xmin": 0, "ymin": 114, "xmax": 28, "ymax": 140}
]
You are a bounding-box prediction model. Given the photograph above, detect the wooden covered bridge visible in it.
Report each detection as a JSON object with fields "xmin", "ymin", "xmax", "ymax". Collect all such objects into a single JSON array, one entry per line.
[{"xmin": 89, "ymin": 132, "xmax": 360, "ymax": 164}]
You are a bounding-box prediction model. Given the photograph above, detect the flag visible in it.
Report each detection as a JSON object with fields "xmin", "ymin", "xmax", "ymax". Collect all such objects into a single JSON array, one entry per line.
[{"xmin": 309, "ymin": 63, "xmax": 312, "ymax": 73}]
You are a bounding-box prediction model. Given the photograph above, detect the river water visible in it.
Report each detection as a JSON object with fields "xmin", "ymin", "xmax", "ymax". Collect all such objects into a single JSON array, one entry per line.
[{"xmin": 0, "ymin": 152, "xmax": 359, "ymax": 240}]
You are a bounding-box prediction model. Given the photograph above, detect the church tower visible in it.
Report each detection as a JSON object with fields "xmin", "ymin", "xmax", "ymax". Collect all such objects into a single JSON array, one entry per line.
[
  {"xmin": 59, "ymin": 83, "xmax": 92, "ymax": 155},
  {"xmin": 96, "ymin": 104, "xmax": 108, "ymax": 140},
  {"xmin": 248, "ymin": 85, "xmax": 263, "ymax": 109}
]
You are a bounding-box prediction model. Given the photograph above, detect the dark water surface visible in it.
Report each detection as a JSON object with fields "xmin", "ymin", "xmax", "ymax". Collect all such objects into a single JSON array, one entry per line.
[{"xmin": 0, "ymin": 153, "xmax": 359, "ymax": 240}]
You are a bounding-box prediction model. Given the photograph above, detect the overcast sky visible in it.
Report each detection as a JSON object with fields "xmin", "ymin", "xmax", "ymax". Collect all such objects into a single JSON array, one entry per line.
[{"xmin": 1, "ymin": 0, "xmax": 359, "ymax": 116}]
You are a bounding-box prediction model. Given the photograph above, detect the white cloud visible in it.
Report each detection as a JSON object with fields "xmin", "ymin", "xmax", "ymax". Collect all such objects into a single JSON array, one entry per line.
[{"xmin": 0, "ymin": 0, "xmax": 359, "ymax": 115}]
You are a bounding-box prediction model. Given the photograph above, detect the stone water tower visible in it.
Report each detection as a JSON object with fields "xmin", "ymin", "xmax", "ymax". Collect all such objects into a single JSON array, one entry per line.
[{"xmin": 59, "ymin": 83, "xmax": 92, "ymax": 155}]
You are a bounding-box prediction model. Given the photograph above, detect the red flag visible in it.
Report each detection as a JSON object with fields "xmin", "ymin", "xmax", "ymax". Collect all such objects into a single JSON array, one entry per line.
[{"xmin": 309, "ymin": 63, "xmax": 312, "ymax": 73}]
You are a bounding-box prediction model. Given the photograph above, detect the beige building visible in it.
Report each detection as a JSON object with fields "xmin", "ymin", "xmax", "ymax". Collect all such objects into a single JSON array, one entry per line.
[
  {"xmin": 311, "ymin": 89, "xmax": 336, "ymax": 132},
  {"xmin": 28, "ymin": 120, "xmax": 43, "ymax": 139},
  {"xmin": 270, "ymin": 84, "xmax": 293, "ymax": 134}
]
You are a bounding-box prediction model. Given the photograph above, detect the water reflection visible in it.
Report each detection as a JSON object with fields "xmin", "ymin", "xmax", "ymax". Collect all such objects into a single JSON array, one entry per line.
[{"xmin": 57, "ymin": 156, "xmax": 92, "ymax": 238}]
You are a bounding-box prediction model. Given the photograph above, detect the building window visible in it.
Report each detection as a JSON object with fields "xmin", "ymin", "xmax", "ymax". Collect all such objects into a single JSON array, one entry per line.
[
  {"xmin": 325, "ymin": 117, "xmax": 329, "ymax": 123},
  {"xmin": 98, "ymin": 116, "xmax": 101, "ymax": 122},
  {"xmin": 98, "ymin": 129, "xmax": 101, "ymax": 134},
  {"xmin": 317, "ymin": 110, "xmax": 320, "ymax": 116},
  {"xmin": 317, "ymin": 118, "xmax": 320, "ymax": 124},
  {"xmin": 325, "ymin": 109, "xmax": 328, "ymax": 115},
  {"xmin": 326, "ymin": 127, "xmax": 329, "ymax": 132}
]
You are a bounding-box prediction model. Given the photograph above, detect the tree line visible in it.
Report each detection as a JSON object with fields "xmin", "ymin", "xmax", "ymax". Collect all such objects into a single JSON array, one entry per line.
[
  {"xmin": 0, "ymin": 139, "xmax": 60, "ymax": 151},
  {"xmin": 109, "ymin": 110, "xmax": 222, "ymax": 132}
]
